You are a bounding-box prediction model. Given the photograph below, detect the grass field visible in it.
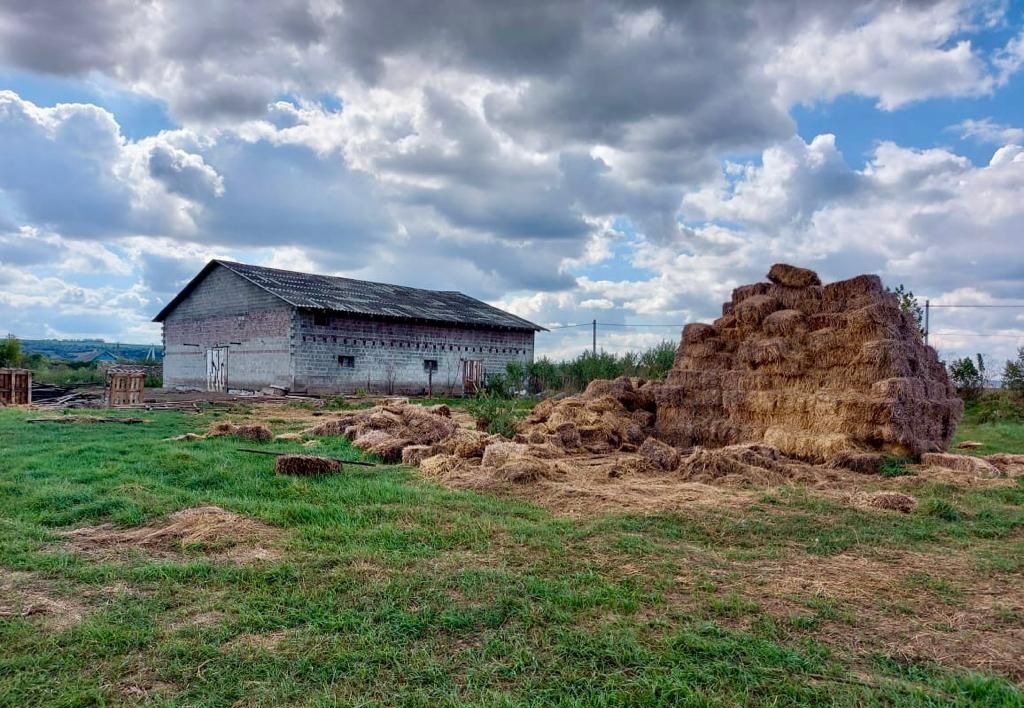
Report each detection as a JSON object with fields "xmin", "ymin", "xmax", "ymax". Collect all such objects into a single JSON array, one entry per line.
[{"xmin": 1, "ymin": 405, "xmax": 1022, "ymax": 706}]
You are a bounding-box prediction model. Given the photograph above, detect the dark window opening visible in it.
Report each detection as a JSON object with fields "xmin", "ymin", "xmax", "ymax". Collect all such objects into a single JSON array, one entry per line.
[
  {"xmin": 423, "ymin": 359, "xmax": 438, "ymax": 372},
  {"xmin": 313, "ymin": 312, "xmax": 329, "ymax": 326},
  {"xmin": 338, "ymin": 355, "xmax": 355, "ymax": 368}
]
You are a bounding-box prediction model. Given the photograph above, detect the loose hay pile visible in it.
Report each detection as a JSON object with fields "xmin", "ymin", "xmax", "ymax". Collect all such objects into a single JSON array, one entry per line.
[
  {"xmin": 63, "ymin": 506, "xmax": 282, "ymax": 563},
  {"xmin": 654, "ymin": 263, "xmax": 962, "ymax": 460},
  {"xmin": 274, "ymin": 455, "xmax": 341, "ymax": 476}
]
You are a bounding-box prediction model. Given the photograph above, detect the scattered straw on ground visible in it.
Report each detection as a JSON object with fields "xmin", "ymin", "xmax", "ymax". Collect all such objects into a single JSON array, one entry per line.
[
  {"xmin": 0, "ymin": 569, "xmax": 130, "ymax": 630},
  {"xmin": 672, "ymin": 547, "xmax": 1024, "ymax": 682},
  {"xmin": 850, "ymin": 491, "xmax": 917, "ymax": 513},
  {"xmin": 274, "ymin": 455, "xmax": 341, "ymax": 476},
  {"xmin": 62, "ymin": 506, "xmax": 284, "ymax": 563}
]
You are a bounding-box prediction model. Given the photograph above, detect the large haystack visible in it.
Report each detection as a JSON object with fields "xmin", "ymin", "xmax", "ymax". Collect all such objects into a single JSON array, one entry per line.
[{"xmin": 653, "ymin": 264, "xmax": 962, "ymax": 460}]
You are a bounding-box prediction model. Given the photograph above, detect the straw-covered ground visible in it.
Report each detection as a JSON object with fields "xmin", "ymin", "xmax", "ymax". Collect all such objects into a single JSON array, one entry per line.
[{"xmin": 0, "ymin": 402, "xmax": 1022, "ymax": 705}]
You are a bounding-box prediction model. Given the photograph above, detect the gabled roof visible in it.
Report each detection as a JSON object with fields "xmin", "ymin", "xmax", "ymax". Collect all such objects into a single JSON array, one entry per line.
[{"xmin": 154, "ymin": 260, "xmax": 545, "ymax": 332}]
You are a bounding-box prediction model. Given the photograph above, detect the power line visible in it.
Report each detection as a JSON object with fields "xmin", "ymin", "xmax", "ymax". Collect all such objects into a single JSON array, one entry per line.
[{"xmin": 929, "ymin": 304, "xmax": 1024, "ymax": 308}]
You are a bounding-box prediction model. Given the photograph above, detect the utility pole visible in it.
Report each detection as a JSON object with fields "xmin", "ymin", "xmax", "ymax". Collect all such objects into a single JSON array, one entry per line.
[
  {"xmin": 924, "ymin": 299, "xmax": 930, "ymax": 346},
  {"xmin": 592, "ymin": 319, "xmax": 597, "ymax": 355}
]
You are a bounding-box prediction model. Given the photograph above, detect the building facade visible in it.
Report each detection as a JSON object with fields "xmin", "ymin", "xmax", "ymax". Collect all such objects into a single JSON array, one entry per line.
[{"xmin": 155, "ymin": 260, "xmax": 542, "ymax": 395}]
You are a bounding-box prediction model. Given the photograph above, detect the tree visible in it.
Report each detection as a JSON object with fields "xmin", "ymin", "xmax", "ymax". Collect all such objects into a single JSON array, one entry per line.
[
  {"xmin": 887, "ymin": 284, "xmax": 925, "ymax": 339},
  {"xmin": 1004, "ymin": 347, "xmax": 1024, "ymax": 400},
  {"xmin": 0, "ymin": 334, "xmax": 21, "ymax": 367},
  {"xmin": 948, "ymin": 354, "xmax": 985, "ymax": 403}
]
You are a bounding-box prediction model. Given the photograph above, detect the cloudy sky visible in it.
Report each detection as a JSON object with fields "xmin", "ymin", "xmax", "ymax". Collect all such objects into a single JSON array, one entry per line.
[{"xmin": 1, "ymin": 0, "xmax": 1022, "ymax": 363}]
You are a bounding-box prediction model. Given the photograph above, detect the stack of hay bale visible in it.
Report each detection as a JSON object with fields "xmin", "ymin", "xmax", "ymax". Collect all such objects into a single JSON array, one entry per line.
[{"xmin": 654, "ymin": 263, "xmax": 962, "ymax": 461}]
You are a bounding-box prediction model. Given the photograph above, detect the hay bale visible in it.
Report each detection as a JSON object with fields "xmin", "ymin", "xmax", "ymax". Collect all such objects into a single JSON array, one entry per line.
[
  {"xmin": 495, "ymin": 457, "xmax": 562, "ymax": 484},
  {"xmin": 207, "ymin": 422, "xmax": 272, "ymax": 442},
  {"xmin": 828, "ymin": 451, "xmax": 885, "ymax": 474},
  {"xmin": 419, "ymin": 454, "xmax": 468, "ymax": 479},
  {"xmin": 920, "ymin": 453, "xmax": 1003, "ymax": 479},
  {"xmin": 401, "ymin": 445, "xmax": 433, "ymax": 466},
  {"xmin": 274, "ymin": 455, "xmax": 342, "ymax": 476},
  {"xmin": 985, "ymin": 454, "xmax": 1024, "ymax": 476},
  {"xmin": 274, "ymin": 433, "xmax": 304, "ymax": 441},
  {"xmin": 855, "ymin": 491, "xmax": 917, "ymax": 513},
  {"xmin": 353, "ymin": 430, "xmax": 407, "ymax": 463},
  {"xmin": 954, "ymin": 440, "xmax": 984, "ymax": 450},
  {"xmin": 768, "ymin": 263, "xmax": 822, "ymax": 288},
  {"xmin": 427, "ymin": 404, "xmax": 451, "ymax": 418},
  {"xmin": 637, "ymin": 437, "xmax": 681, "ymax": 471},
  {"xmin": 304, "ymin": 418, "xmax": 352, "ymax": 437}
]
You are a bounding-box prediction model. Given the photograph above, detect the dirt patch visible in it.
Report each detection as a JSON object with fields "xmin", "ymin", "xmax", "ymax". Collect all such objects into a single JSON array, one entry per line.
[
  {"xmin": 674, "ymin": 548, "xmax": 1024, "ymax": 683},
  {"xmin": 62, "ymin": 506, "xmax": 285, "ymax": 564}
]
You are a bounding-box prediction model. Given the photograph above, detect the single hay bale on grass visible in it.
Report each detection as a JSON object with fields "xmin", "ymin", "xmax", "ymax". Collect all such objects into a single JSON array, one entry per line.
[
  {"xmin": 637, "ymin": 437, "xmax": 681, "ymax": 471},
  {"xmin": 827, "ymin": 451, "xmax": 885, "ymax": 474},
  {"xmin": 982, "ymin": 454, "xmax": 1024, "ymax": 476},
  {"xmin": 304, "ymin": 417, "xmax": 356, "ymax": 437},
  {"xmin": 274, "ymin": 433, "xmax": 304, "ymax": 442},
  {"xmin": 768, "ymin": 263, "xmax": 822, "ymax": 288},
  {"xmin": 853, "ymin": 491, "xmax": 917, "ymax": 513},
  {"xmin": 920, "ymin": 453, "xmax": 1003, "ymax": 479},
  {"xmin": 274, "ymin": 455, "xmax": 341, "ymax": 476},
  {"xmin": 401, "ymin": 445, "xmax": 433, "ymax": 466},
  {"xmin": 207, "ymin": 422, "xmax": 272, "ymax": 442}
]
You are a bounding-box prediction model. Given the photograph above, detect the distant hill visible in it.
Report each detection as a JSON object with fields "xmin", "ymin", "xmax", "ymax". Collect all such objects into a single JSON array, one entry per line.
[{"xmin": 18, "ymin": 339, "xmax": 163, "ymax": 362}]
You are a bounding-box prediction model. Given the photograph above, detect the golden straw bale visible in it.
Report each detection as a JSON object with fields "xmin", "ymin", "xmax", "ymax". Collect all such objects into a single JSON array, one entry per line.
[
  {"xmin": 419, "ymin": 454, "xmax": 469, "ymax": 479},
  {"xmin": 828, "ymin": 451, "xmax": 885, "ymax": 474},
  {"xmin": 734, "ymin": 294, "xmax": 780, "ymax": 327},
  {"xmin": 762, "ymin": 427, "xmax": 853, "ymax": 461},
  {"xmin": 207, "ymin": 423, "xmax": 272, "ymax": 442},
  {"xmin": 304, "ymin": 418, "xmax": 353, "ymax": 437},
  {"xmin": 985, "ymin": 454, "xmax": 1024, "ymax": 476},
  {"xmin": 401, "ymin": 445, "xmax": 433, "ymax": 466},
  {"xmin": 274, "ymin": 433, "xmax": 304, "ymax": 442},
  {"xmin": 352, "ymin": 430, "xmax": 408, "ymax": 463},
  {"xmin": 682, "ymin": 323, "xmax": 718, "ymax": 344},
  {"xmin": 762, "ymin": 309, "xmax": 808, "ymax": 337},
  {"xmin": 767, "ymin": 263, "xmax": 822, "ymax": 288},
  {"xmin": 427, "ymin": 404, "xmax": 451, "ymax": 417},
  {"xmin": 731, "ymin": 282, "xmax": 771, "ymax": 304},
  {"xmin": 494, "ymin": 457, "xmax": 564, "ymax": 484},
  {"xmin": 638, "ymin": 437, "xmax": 681, "ymax": 471},
  {"xmin": 920, "ymin": 453, "xmax": 1003, "ymax": 479}
]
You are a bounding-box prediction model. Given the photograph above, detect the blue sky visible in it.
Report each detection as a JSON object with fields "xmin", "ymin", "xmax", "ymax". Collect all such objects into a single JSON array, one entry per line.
[{"xmin": 0, "ymin": 0, "xmax": 1022, "ymax": 363}]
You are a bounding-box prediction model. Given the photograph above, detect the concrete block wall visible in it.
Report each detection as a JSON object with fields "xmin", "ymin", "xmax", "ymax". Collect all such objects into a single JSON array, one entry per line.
[
  {"xmin": 293, "ymin": 312, "xmax": 535, "ymax": 394},
  {"xmin": 162, "ymin": 267, "xmax": 294, "ymax": 390}
]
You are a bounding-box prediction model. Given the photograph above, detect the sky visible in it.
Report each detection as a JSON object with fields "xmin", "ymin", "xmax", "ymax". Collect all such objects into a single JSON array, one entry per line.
[{"xmin": 0, "ymin": 0, "xmax": 1023, "ymax": 366}]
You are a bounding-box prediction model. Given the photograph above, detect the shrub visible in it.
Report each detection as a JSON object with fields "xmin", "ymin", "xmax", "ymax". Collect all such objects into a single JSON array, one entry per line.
[
  {"xmin": 1004, "ymin": 347, "xmax": 1024, "ymax": 401},
  {"xmin": 948, "ymin": 354, "xmax": 986, "ymax": 403},
  {"xmin": 465, "ymin": 393, "xmax": 521, "ymax": 438}
]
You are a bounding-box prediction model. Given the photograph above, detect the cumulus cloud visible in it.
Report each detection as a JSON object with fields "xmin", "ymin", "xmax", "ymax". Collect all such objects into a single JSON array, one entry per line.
[{"xmin": 0, "ymin": 0, "xmax": 1021, "ymax": 363}]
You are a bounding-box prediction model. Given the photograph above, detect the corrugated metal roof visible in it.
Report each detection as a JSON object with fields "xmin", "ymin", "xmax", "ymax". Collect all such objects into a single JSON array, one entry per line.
[{"xmin": 154, "ymin": 260, "xmax": 545, "ymax": 331}]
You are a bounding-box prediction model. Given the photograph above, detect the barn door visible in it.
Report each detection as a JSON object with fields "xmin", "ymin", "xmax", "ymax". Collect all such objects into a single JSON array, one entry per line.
[{"xmin": 206, "ymin": 347, "xmax": 228, "ymax": 392}]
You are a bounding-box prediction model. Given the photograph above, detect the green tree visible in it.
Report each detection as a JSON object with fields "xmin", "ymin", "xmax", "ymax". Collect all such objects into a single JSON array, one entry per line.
[
  {"xmin": 1004, "ymin": 347, "xmax": 1024, "ymax": 400},
  {"xmin": 948, "ymin": 354, "xmax": 985, "ymax": 403},
  {"xmin": 887, "ymin": 284, "xmax": 925, "ymax": 339},
  {"xmin": 0, "ymin": 334, "xmax": 21, "ymax": 367}
]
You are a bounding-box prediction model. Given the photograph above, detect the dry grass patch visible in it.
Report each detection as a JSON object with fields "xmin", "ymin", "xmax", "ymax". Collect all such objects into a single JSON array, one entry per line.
[
  {"xmin": 62, "ymin": 506, "xmax": 285, "ymax": 564},
  {"xmin": 676, "ymin": 547, "xmax": 1024, "ymax": 682}
]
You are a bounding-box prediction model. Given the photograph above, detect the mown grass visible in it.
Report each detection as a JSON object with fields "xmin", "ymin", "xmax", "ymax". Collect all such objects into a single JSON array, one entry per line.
[{"xmin": 0, "ymin": 407, "xmax": 1022, "ymax": 705}]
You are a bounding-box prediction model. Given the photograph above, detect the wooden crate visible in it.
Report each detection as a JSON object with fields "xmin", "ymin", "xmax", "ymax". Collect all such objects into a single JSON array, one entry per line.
[
  {"xmin": 106, "ymin": 369, "xmax": 146, "ymax": 407},
  {"xmin": 0, "ymin": 368, "xmax": 31, "ymax": 405}
]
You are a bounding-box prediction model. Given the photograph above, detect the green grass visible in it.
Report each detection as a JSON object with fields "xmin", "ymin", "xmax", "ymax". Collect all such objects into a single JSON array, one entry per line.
[{"xmin": 0, "ymin": 408, "xmax": 1022, "ymax": 705}]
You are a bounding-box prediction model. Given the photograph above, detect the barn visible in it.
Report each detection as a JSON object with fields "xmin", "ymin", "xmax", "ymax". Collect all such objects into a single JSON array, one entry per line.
[{"xmin": 154, "ymin": 260, "xmax": 544, "ymax": 395}]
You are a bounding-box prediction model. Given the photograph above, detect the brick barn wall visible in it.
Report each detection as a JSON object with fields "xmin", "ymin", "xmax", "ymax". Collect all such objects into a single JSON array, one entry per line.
[
  {"xmin": 292, "ymin": 312, "xmax": 535, "ymax": 395},
  {"xmin": 162, "ymin": 267, "xmax": 295, "ymax": 390}
]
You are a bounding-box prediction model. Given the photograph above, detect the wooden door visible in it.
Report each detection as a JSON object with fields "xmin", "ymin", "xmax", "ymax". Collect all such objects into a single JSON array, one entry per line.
[{"xmin": 206, "ymin": 347, "xmax": 228, "ymax": 392}]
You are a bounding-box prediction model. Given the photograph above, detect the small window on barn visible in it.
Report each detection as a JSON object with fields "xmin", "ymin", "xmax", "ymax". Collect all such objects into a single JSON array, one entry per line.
[
  {"xmin": 313, "ymin": 312, "xmax": 329, "ymax": 326},
  {"xmin": 338, "ymin": 355, "xmax": 355, "ymax": 368},
  {"xmin": 423, "ymin": 359, "xmax": 438, "ymax": 372}
]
